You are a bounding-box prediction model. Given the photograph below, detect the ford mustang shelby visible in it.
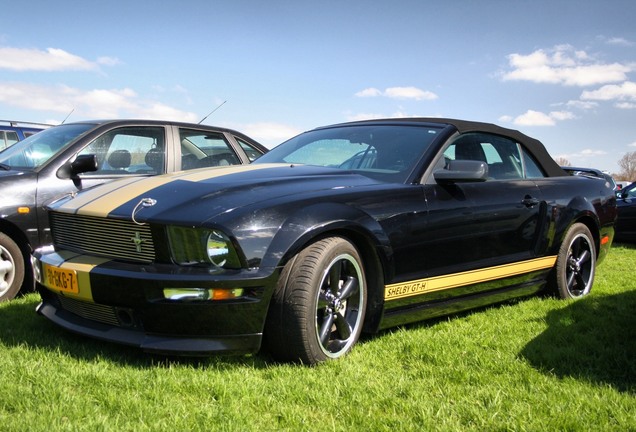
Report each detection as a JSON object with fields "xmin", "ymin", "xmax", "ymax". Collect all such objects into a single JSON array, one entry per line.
[{"xmin": 32, "ymin": 118, "xmax": 617, "ymax": 364}]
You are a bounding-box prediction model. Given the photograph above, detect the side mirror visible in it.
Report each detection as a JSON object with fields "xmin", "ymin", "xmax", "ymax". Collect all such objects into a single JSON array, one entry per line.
[
  {"xmin": 57, "ymin": 154, "xmax": 99, "ymax": 179},
  {"xmin": 434, "ymin": 160, "xmax": 488, "ymax": 183}
]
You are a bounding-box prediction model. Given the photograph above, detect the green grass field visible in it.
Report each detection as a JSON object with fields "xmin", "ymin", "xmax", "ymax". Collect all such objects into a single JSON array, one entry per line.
[{"xmin": 1, "ymin": 244, "xmax": 634, "ymax": 431}]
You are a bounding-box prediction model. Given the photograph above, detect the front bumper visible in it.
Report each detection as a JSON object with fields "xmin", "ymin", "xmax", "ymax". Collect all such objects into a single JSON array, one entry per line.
[
  {"xmin": 36, "ymin": 299, "xmax": 262, "ymax": 355},
  {"xmin": 32, "ymin": 248, "xmax": 278, "ymax": 356}
]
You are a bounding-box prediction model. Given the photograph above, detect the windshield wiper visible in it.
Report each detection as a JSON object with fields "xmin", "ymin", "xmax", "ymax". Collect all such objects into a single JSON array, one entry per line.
[{"xmin": 0, "ymin": 163, "xmax": 10, "ymax": 170}]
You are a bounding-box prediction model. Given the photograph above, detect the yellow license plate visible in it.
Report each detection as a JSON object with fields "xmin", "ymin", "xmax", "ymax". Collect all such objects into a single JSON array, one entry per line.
[{"xmin": 43, "ymin": 264, "xmax": 79, "ymax": 294}]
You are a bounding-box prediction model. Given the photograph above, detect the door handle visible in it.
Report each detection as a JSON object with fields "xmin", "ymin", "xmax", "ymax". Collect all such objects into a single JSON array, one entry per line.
[{"xmin": 521, "ymin": 195, "xmax": 540, "ymax": 208}]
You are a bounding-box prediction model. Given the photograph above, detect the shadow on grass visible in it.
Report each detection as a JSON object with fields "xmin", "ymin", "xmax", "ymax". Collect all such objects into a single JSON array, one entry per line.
[
  {"xmin": 0, "ymin": 296, "xmax": 271, "ymax": 370},
  {"xmin": 520, "ymin": 289, "xmax": 636, "ymax": 394}
]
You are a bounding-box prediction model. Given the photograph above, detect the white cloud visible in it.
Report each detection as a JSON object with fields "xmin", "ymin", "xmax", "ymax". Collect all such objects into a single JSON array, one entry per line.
[
  {"xmin": 0, "ymin": 47, "xmax": 116, "ymax": 71},
  {"xmin": 581, "ymin": 81, "xmax": 636, "ymax": 101},
  {"xmin": 601, "ymin": 36, "xmax": 633, "ymax": 47},
  {"xmin": 355, "ymin": 88, "xmax": 383, "ymax": 98},
  {"xmin": 549, "ymin": 111, "xmax": 576, "ymax": 121},
  {"xmin": 513, "ymin": 110, "xmax": 555, "ymax": 126},
  {"xmin": 616, "ymin": 102, "xmax": 636, "ymax": 109},
  {"xmin": 501, "ymin": 45, "xmax": 631, "ymax": 86},
  {"xmin": 629, "ymin": 141, "xmax": 636, "ymax": 148},
  {"xmin": 384, "ymin": 86, "xmax": 438, "ymax": 100},
  {"xmin": 96, "ymin": 56, "xmax": 122, "ymax": 67},
  {"xmin": 0, "ymin": 81, "xmax": 198, "ymax": 121},
  {"xmin": 346, "ymin": 112, "xmax": 387, "ymax": 121},
  {"xmin": 555, "ymin": 149, "xmax": 609, "ymax": 166},
  {"xmin": 581, "ymin": 149, "xmax": 608, "ymax": 156},
  {"xmin": 240, "ymin": 122, "xmax": 302, "ymax": 147},
  {"xmin": 508, "ymin": 109, "xmax": 575, "ymax": 126},
  {"xmin": 565, "ymin": 100, "xmax": 598, "ymax": 110},
  {"xmin": 355, "ymin": 86, "xmax": 438, "ymax": 101}
]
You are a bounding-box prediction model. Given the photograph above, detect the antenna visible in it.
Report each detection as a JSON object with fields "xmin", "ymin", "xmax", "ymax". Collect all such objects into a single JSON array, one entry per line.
[
  {"xmin": 198, "ymin": 100, "xmax": 227, "ymax": 124},
  {"xmin": 61, "ymin": 108, "xmax": 74, "ymax": 124}
]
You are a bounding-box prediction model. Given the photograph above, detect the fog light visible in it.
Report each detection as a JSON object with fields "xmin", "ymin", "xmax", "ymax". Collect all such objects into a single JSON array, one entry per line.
[{"xmin": 163, "ymin": 288, "xmax": 244, "ymax": 301}]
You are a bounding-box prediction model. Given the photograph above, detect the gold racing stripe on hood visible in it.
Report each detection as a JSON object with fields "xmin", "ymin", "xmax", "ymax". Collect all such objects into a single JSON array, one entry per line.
[
  {"xmin": 56, "ymin": 176, "xmax": 152, "ymax": 210},
  {"xmin": 57, "ymin": 163, "xmax": 285, "ymax": 217}
]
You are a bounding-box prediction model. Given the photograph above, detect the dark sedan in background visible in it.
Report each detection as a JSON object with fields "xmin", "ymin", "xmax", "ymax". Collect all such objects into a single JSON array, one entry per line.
[
  {"xmin": 0, "ymin": 119, "xmax": 267, "ymax": 301},
  {"xmin": 615, "ymin": 181, "xmax": 636, "ymax": 242},
  {"xmin": 32, "ymin": 118, "xmax": 616, "ymax": 364}
]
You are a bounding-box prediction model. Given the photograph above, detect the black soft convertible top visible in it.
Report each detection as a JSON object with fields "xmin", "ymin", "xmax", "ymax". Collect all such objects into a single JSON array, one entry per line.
[{"xmin": 325, "ymin": 117, "xmax": 566, "ymax": 177}]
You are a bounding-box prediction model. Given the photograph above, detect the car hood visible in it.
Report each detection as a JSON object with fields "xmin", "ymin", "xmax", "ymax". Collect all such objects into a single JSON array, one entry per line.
[
  {"xmin": 51, "ymin": 163, "xmax": 385, "ymax": 224},
  {"xmin": 0, "ymin": 168, "xmax": 28, "ymax": 178}
]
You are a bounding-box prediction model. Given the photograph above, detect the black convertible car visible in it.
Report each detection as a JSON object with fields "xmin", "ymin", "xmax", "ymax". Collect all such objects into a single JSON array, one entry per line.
[{"xmin": 32, "ymin": 118, "xmax": 617, "ymax": 364}]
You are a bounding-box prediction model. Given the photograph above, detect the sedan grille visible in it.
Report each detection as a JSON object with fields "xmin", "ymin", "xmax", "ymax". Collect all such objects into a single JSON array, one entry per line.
[{"xmin": 50, "ymin": 212, "xmax": 155, "ymax": 263}]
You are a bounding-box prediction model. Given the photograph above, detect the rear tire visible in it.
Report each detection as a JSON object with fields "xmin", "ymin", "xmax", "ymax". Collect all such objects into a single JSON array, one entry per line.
[
  {"xmin": 0, "ymin": 232, "xmax": 25, "ymax": 302},
  {"xmin": 553, "ymin": 223, "xmax": 596, "ymax": 299},
  {"xmin": 265, "ymin": 237, "xmax": 367, "ymax": 364}
]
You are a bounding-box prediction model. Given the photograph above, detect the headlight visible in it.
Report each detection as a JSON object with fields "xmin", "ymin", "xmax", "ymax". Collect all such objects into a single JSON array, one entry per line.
[{"xmin": 167, "ymin": 226, "xmax": 241, "ymax": 268}]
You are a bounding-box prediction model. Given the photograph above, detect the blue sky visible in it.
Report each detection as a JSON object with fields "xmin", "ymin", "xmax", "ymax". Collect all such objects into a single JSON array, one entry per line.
[{"xmin": 1, "ymin": 0, "xmax": 635, "ymax": 174}]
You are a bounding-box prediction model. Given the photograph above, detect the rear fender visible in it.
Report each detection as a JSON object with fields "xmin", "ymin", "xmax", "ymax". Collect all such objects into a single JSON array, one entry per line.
[{"xmin": 553, "ymin": 195, "xmax": 601, "ymax": 254}]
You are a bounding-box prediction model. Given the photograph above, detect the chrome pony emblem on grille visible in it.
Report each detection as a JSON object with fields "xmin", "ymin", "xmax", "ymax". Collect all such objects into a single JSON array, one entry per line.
[
  {"xmin": 132, "ymin": 197, "xmax": 157, "ymax": 225},
  {"xmin": 130, "ymin": 232, "xmax": 146, "ymax": 253}
]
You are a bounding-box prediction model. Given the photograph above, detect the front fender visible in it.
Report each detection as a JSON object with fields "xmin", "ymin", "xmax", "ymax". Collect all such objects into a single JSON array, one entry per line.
[{"xmin": 259, "ymin": 202, "xmax": 391, "ymax": 272}]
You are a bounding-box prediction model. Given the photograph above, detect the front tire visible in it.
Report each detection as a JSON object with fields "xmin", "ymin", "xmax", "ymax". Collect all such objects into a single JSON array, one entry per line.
[
  {"xmin": 0, "ymin": 232, "xmax": 25, "ymax": 302},
  {"xmin": 553, "ymin": 223, "xmax": 596, "ymax": 299},
  {"xmin": 265, "ymin": 237, "xmax": 367, "ymax": 364}
]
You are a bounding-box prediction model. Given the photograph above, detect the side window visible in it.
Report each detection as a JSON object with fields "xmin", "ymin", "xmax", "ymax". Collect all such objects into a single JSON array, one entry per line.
[
  {"xmin": 444, "ymin": 133, "xmax": 528, "ymax": 180},
  {"xmin": 521, "ymin": 148, "xmax": 545, "ymax": 178},
  {"xmin": 179, "ymin": 129, "xmax": 240, "ymax": 170},
  {"xmin": 78, "ymin": 126, "xmax": 165, "ymax": 175},
  {"xmin": 0, "ymin": 130, "xmax": 19, "ymax": 150},
  {"xmin": 236, "ymin": 137, "xmax": 264, "ymax": 162}
]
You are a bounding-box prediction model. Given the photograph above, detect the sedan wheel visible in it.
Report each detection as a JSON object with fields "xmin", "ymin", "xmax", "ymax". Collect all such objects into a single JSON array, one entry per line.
[
  {"xmin": 553, "ymin": 223, "xmax": 596, "ymax": 299},
  {"xmin": 0, "ymin": 233, "xmax": 24, "ymax": 302},
  {"xmin": 265, "ymin": 237, "xmax": 367, "ymax": 364}
]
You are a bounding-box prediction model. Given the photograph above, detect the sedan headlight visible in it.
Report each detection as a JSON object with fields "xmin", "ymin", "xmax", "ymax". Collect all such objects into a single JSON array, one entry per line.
[{"xmin": 167, "ymin": 226, "xmax": 241, "ymax": 268}]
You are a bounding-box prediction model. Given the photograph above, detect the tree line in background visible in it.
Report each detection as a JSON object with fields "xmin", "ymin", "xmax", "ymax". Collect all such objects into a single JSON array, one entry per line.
[{"xmin": 555, "ymin": 150, "xmax": 636, "ymax": 183}]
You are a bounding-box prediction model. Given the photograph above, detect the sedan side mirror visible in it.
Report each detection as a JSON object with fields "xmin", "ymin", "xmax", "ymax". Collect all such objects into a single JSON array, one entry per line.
[
  {"xmin": 57, "ymin": 154, "xmax": 99, "ymax": 179},
  {"xmin": 434, "ymin": 160, "xmax": 488, "ymax": 183}
]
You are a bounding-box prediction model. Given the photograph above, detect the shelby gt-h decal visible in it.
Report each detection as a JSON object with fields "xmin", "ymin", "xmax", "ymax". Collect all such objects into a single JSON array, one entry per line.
[
  {"xmin": 33, "ymin": 118, "xmax": 616, "ymax": 365},
  {"xmin": 384, "ymin": 256, "xmax": 557, "ymax": 300}
]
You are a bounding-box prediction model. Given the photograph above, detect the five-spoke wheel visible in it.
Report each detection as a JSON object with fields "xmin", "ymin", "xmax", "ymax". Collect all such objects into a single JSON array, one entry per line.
[
  {"xmin": 265, "ymin": 237, "xmax": 367, "ymax": 364},
  {"xmin": 553, "ymin": 223, "xmax": 596, "ymax": 299}
]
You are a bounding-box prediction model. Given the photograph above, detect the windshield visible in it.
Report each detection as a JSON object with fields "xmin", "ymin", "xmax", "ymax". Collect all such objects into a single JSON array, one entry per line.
[
  {"xmin": 0, "ymin": 123, "xmax": 95, "ymax": 170},
  {"xmin": 255, "ymin": 124, "xmax": 443, "ymax": 182}
]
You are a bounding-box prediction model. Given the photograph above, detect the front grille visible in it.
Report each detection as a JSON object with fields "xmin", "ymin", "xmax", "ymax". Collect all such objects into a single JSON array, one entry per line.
[
  {"xmin": 57, "ymin": 295, "xmax": 122, "ymax": 327},
  {"xmin": 50, "ymin": 212, "xmax": 155, "ymax": 263}
]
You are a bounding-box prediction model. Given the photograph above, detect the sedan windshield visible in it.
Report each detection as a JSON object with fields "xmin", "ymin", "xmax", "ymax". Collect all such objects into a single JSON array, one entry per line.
[
  {"xmin": 0, "ymin": 123, "xmax": 95, "ymax": 170},
  {"xmin": 255, "ymin": 124, "xmax": 443, "ymax": 182}
]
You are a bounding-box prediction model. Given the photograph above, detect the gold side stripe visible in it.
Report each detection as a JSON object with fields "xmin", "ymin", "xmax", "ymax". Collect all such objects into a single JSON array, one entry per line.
[
  {"xmin": 58, "ymin": 163, "xmax": 285, "ymax": 217},
  {"xmin": 384, "ymin": 256, "xmax": 557, "ymax": 301}
]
